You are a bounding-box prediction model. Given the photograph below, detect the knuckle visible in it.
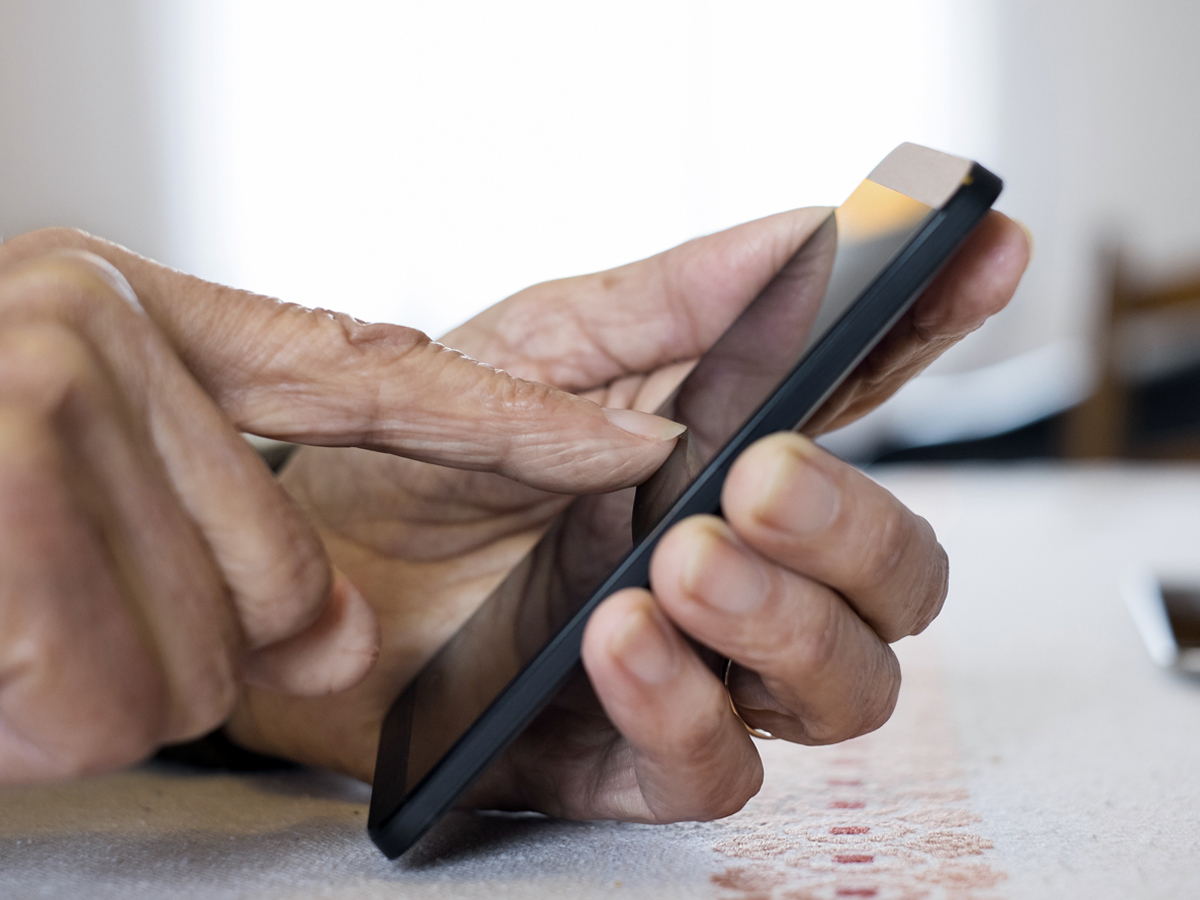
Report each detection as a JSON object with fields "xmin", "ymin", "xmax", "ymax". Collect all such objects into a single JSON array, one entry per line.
[
  {"xmin": 0, "ymin": 322, "xmax": 108, "ymax": 415},
  {"xmin": 697, "ymin": 765, "xmax": 763, "ymax": 821},
  {"xmin": 35, "ymin": 734, "xmax": 148, "ymax": 782},
  {"xmin": 802, "ymin": 648, "xmax": 901, "ymax": 745},
  {"xmin": 167, "ymin": 649, "xmax": 241, "ymax": 743},
  {"xmin": 0, "ymin": 248, "xmax": 141, "ymax": 330},
  {"xmin": 881, "ymin": 518, "xmax": 948, "ymax": 641},
  {"xmin": 230, "ymin": 311, "xmax": 436, "ymax": 440},
  {"xmin": 787, "ymin": 591, "xmax": 844, "ymax": 683},
  {"xmin": 334, "ymin": 312, "xmax": 431, "ymax": 357},
  {"xmin": 245, "ymin": 534, "xmax": 331, "ymax": 647},
  {"xmin": 24, "ymin": 226, "xmax": 93, "ymax": 249},
  {"xmin": 69, "ymin": 701, "xmax": 166, "ymax": 777},
  {"xmin": 861, "ymin": 677, "xmax": 902, "ymax": 737},
  {"xmin": 907, "ymin": 533, "xmax": 950, "ymax": 636},
  {"xmin": 857, "ymin": 499, "xmax": 913, "ymax": 592},
  {"xmin": 273, "ymin": 534, "xmax": 331, "ymax": 612},
  {"xmin": 332, "ymin": 312, "xmax": 432, "ymax": 363},
  {"xmin": 193, "ymin": 678, "xmax": 240, "ymax": 736},
  {"xmin": 795, "ymin": 719, "xmax": 848, "ymax": 745},
  {"xmin": 850, "ymin": 652, "xmax": 903, "ymax": 739},
  {"xmin": 194, "ymin": 599, "xmax": 245, "ymax": 729},
  {"xmin": 211, "ymin": 482, "xmax": 333, "ymax": 649},
  {"xmin": 19, "ymin": 648, "xmax": 172, "ymax": 780},
  {"xmin": 663, "ymin": 698, "xmax": 730, "ymax": 771},
  {"xmin": 662, "ymin": 706, "xmax": 763, "ymax": 821},
  {"xmin": 0, "ymin": 227, "xmax": 91, "ymax": 269},
  {"xmin": 6, "ymin": 253, "xmax": 107, "ymax": 304},
  {"xmin": 139, "ymin": 585, "xmax": 243, "ymax": 744}
]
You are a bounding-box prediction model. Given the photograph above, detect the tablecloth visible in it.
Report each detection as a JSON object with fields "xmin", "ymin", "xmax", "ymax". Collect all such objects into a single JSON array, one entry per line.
[{"xmin": 3, "ymin": 464, "xmax": 1200, "ymax": 899}]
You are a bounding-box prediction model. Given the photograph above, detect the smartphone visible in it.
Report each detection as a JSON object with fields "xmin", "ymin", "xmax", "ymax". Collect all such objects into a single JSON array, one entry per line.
[
  {"xmin": 1124, "ymin": 569, "xmax": 1200, "ymax": 674},
  {"xmin": 368, "ymin": 142, "xmax": 1003, "ymax": 858}
]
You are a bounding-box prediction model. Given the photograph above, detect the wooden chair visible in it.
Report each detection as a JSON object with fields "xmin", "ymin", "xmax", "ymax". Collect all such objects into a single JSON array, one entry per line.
[{"xmin": 1064, "ymin": 252, "xmax": 1200, "ymax": 459}]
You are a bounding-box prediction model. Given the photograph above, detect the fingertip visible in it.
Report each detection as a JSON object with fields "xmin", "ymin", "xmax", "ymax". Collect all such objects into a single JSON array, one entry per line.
[
  {"xmin": 242, "ymin": 570, "xmax": 380, "ymax": 697},
  {"xmin": 982, "ymin": 211, "xmax": 1033, "ymax": 287},
  {"xmin": 366, "ymin": 344, "xmax": 682, "ymax": 494},
  {"xmin": 721, "ymin": 432, "xmax": 838, "ymax": 534},
  {"xmin": 912, "ymin": 210, "xmax": 1030, "ymax": 336},
  {"xmin": 204, "ymin": 432, "xmax": 338, "ymax": 652},
  {"xmin": 582, "ymin": 590, "xmax": 673, "ymax": 688},
  {"xmin": 1012, "ymin": 215, "xmax": 1035, "ymax": 262},
  {"xmin": 648, "ymin": 513, "xmax": 731, "ymax": 609},
  {"xmin": 601, "ymin": 407, "xmax": 687, "ymax": 442}
]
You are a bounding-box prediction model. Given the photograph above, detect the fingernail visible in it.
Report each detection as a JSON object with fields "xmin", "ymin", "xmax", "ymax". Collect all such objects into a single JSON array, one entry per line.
[
  {"xmin": 603, "ymin": 407, "xmax": 687, "ymax": 442},
  {"xmin": 608, "ymin": 605, "xmax": 679, "ymax": 684},
  {"xmin": 752, "ymin": 439, "xmax": 839, "ymax": 535},
  {"xmin": 683, "ymin": 524, "xmax": 771, "ymax": 613}
]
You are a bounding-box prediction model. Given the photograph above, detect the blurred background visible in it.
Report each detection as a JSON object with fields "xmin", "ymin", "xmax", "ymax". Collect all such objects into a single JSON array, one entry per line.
[{"xmin": 2, "ymin": 0, "xmax": 1199, "ymax": 463}]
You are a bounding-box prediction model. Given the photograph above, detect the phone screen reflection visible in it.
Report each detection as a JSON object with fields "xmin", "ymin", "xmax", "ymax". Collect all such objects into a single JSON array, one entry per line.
[{"xmin": 375, "ymin": 178, "xmax": 934, "ymax": 807}]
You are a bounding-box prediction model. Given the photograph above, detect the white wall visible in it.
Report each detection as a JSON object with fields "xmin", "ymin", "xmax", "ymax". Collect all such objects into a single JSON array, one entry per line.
[
  {"xmin": 4, "ymin": 1, "xmax": 1200, "ymax": 453},
  {"xmin": 955, "ymin": 0, "xmax": 1200, "ymax": 368},
  {"xmin": 156, "ymin": 0, "xmax": 996, "ymax": 341},
  {"xmin": 827, "ymin": 0, "xmax": 1200, "ymax": 454},
  {"xmin": 0, "ymin": 1, "xmax": 996, "ymax": 328},
  {"xmin": 0, "ymin": 2, "xmax": 172, "ymax": 257}
]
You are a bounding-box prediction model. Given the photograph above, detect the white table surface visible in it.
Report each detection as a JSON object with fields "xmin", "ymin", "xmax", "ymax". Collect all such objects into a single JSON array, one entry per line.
[{"xmin": 3, "ymin": 463, "xmax": 1200, "ymax": 899}]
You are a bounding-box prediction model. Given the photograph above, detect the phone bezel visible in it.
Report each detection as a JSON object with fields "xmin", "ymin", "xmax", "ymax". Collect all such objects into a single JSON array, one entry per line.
[{"xmin": 369, "ymin": 155, "xmax": 1002, "ymax": 859}]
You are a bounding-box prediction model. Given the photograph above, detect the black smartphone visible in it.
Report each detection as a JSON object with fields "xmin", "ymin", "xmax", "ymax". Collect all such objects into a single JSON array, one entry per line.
[{"xmin": 368, "ymin": 142, "xmax": 1002, "ymax": 858}]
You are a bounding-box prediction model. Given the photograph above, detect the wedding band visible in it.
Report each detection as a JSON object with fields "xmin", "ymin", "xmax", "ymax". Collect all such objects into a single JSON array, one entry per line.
[{"xmin": 722, "ymin": 658, "xmax": 778, "ymax": 740}]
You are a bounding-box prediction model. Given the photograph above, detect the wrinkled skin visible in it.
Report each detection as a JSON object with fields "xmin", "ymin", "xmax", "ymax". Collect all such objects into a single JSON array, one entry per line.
[
  {"xmin": 228, "ymin": 208, "xmax": 1029, "ymax": 822},
  {"xmin": 0, "ymin": 229, "xmax": 684, "ymax": 781},
  {"xmin": 0, "ymin": 212, "xmax": 1028, "ymax": 821}
]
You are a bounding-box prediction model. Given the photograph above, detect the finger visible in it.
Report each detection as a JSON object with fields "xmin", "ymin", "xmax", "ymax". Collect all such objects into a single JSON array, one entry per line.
[
  {"xmin": 242, "ymin": 569, "xmax": 380, "ymax": 696},
  {"xmin": 721, "ymin": 432, "xmax": 948, "ymax": 642},
  {"xmin": 578, "ymin": 589, "xmax": 763, "ymax": 822},
  {"xmin": 805, "ymin": 210, "xmax": 1031, "ymax": 434},
  {"xmin": 650, "ymin": 515, "xmax": 901, "ymax": 744},
  {"xmin": 0, "ymin": 230, "xmax": 684, "ymax": 495},
  {"xmin": 0, "ymin": 404, "xmax": 169, "ymax": 782},
  {"xmin": 445, "ymin": 207, "xmax": 833, "ymax": 390},
  {"xmin": 0, "ymin": 319, "xmax": 246, "ymax": 745},
  {"xmin": 0, "ymin": 254, "xmax": 376, "ymax": 698}
]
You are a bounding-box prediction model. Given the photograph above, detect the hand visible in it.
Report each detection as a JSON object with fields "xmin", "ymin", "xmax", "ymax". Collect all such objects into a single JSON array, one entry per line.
[
  {"xmin": 0, "ymin": 230, "xmax": 683, "ymax": 783},
  {"xmin": 224, "ymin": 209, "xmax": 1029, "ymax": 821}
]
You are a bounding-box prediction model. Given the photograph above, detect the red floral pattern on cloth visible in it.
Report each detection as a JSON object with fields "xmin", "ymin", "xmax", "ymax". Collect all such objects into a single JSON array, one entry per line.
[{"xmin": 708, "ymin": 649, "xmax": 1006, "ymax": 900}]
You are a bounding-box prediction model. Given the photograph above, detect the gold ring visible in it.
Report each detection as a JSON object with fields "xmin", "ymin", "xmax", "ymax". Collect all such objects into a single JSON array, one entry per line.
[{"xmin": 723, "ymin": 658, "xmax": 778, "ymax": 740}]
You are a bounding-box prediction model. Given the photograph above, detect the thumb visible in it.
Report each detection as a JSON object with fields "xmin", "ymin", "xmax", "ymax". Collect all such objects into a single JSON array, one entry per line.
[{"xmin": 3, "ymin": 230, "xmax": 683, "ymax": 493}]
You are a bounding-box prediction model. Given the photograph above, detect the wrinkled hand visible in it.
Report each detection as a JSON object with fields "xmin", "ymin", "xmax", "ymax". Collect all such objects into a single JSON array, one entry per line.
[
  {"xmin": 0, "ymin": 230, "xmax": 681, "ymax": 782},
  {"xmin": 225, "ymin": 209, "xmax": 1029, "ymax": 821}
]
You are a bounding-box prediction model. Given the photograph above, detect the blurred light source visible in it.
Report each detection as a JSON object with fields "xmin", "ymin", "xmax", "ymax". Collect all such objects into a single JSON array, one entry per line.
[{"xmin": 158, "ymin": 0, "xmax": 999, "ymax": 338}]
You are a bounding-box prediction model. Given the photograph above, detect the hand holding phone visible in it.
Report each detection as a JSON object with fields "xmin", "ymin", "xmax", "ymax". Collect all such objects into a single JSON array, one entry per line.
[
  {"xmin": 366, "ymin": 144, "xmax": 1014, "ymax": 856},
  {"xmin": 220, "ymin": 146, "xmax": 1029, "ymax": 857}
]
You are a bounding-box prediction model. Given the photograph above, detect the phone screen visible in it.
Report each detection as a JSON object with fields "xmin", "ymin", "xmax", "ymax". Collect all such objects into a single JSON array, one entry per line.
[{"xmin": 375, "ymin": 176, "xmax": 937, "ymax": 806}]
